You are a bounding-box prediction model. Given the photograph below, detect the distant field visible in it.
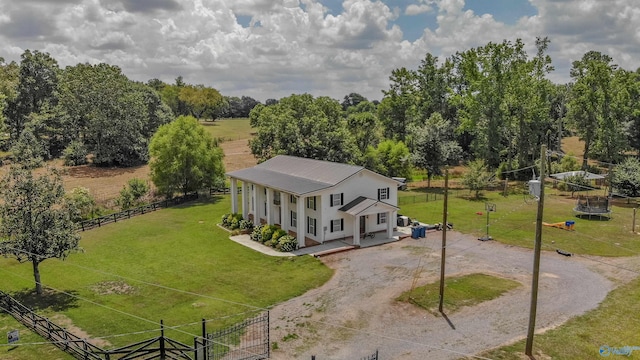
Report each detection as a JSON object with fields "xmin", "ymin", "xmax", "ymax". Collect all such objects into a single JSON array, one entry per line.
[
  {"xmin": 0, "ymin": 118, "xmax": 256, "ymax": 203},
  {"xmin": 0, "ymin": 196, "xmax": 332, "ymax": 359}
]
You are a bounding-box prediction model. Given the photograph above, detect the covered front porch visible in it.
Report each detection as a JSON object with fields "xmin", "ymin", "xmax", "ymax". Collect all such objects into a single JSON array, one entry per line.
[{"xmin": 339, "ymin": 196, "xmax": 398, "ymax": 247}]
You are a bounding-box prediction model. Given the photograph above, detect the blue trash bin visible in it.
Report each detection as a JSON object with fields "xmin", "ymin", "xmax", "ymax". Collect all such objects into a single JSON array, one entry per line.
[
  {"xmin": 411, "ymin": 226, "xmax": 420, "ymax": 239},
  {"xmin": 419, "ymin": 226, "xmax": 426, "ymax": 238}
]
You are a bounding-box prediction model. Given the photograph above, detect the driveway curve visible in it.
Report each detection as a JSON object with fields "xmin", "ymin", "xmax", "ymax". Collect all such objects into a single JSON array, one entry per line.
[{"xmin": 269, "ymin": 231, "xmax": 621, "ymax": 360}]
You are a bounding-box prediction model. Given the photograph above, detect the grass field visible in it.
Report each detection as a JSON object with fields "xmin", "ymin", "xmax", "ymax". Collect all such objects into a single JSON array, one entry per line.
[
  {"xmin": 0, "ymin": 195, "xmax": 332, "ymax": 359},
  {"xmin": 399, "ymin": 187, "xmax": 640, "ymax": 257},
  {"xmin": 200, "ymin": 117, "xmax": 254, "ymax": 141},
  {"xmin": 397, "ymin": 273, "xmax": 521, "ymax": 315}
]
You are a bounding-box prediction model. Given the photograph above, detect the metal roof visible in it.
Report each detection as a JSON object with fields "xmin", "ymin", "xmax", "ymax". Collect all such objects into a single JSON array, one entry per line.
[
  {"xmin": 227, "ymin": 155, "xmax": 366, "ymax": 195},
  {"xmin": 339, "ymin": 196, "xmax": 399, "ymax": 216},
  {"xmin": 550, "ymin": 171, "xmax": 606, "ymax": 180}
]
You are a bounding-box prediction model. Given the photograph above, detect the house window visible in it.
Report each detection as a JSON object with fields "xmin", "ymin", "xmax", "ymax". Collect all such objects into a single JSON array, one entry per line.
[
  {"xmin": 307, "ymin": 216, "xmax": 317, "ymax": 236},
  {"xmin": 274, "ymin": 191, "xmax": 281, "ymax": 205},
  {"xmin": 330, "ymin": 193, "xmax": 343, "ymax": 207},
  {"xmin": 306, "ymin": 196, "xmax": 316, "ymax": 211},
  {"xmin": 290, "ymin": 194, "xmax": 297, "ymax": 204},
  {"xmin": 291, "ymin": 211, "xmax": 297, "ymax": 227},
  {"xmin": 330, "ymin": 219, "xmax": 344, "ymax": 232},
  {"xmin": 378, "ymin": 187, "xmax": 390, "ymax": 201},
  {"xmin": 377, "ymin": 213, "xmax": 387, "ymax": 224}
]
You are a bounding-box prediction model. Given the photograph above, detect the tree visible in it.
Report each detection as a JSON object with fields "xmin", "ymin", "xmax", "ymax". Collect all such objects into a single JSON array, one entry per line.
[
  {"xmin": 178, "ymin": 85, "xmax": 224, "ymax": 120},
  {"xmin": 567, "ymin": 51, "xmax": 622, "ymax": 167},
  {"xmin": 611, "ymin": 157, "xmax": 640, "ymax": 198},
  {"xmin": 249, "ymin": 94, "xmax": 359, "ymax": 164},
  {"xmin": 370, "ymin": 140, "xmax": 411, "ymax": 178},
  {"xmin": 149, "ymin": 115, "xmax": 225, "ymax": 197},
  {"xmin": 0, "ymin": 166, "xmax": 80, "ymax": 295},
  {"xmin": 5, "ymin": 50, "xmax": 60, "ymax": 144},
  {"xmin": 65, "ymin": 187, "xmax": 97, "ymax": 222},
  {"xmin": 341, "ymin": 92, "xmax": 367, "ymax": 110},
  {"xmin": 461, "ymin": 159, "xmax": 496, "ymax": 199},
  {"xmin": 410, "ymin": 113, "xmax": 462, "ymax": 187},
  {"xmin": 10, "ymin": 128, "xmax": 47, "ymax": 169},
  {"xmin": 379, "ymin": 68, "xmax": 416, "ymax": 141}
]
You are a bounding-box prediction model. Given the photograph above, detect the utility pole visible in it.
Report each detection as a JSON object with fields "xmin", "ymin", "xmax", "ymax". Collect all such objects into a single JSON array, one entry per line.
[
  {"xmin": 526, "ymin": 144, "xmax": 546, "ymax": 356},
  {"xmin": 438, "ymin": 168, "xmax": 449, "ymax": 313}
]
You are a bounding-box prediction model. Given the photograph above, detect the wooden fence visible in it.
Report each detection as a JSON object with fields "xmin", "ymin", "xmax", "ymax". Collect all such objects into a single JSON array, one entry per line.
[{"xmin": 77, "ymin": 192, "xmax": 199, "ymax": 232}]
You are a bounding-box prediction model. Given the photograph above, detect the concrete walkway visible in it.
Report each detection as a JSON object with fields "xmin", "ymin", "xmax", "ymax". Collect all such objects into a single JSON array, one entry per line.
[{"xmin": 229, "ymin": 227, "xmax": 414, "ymax": 257}]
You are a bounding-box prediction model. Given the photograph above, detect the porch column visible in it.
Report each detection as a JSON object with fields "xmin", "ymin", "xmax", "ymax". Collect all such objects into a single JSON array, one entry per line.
[
  {"xmin": 251, "ymin": 184, "xmax": 257, "ymax": 216},
  {"xmin": 297, "ymin": 196, "xmax": 305, "ymax": 248},
  {"xmin": 266, "ymin": 189, "xmax": 272, "ymax": 224},
  {"xmin": 387, "ymin": 210, "xmax": 394, "ymax": 238},
  {"xmin": 279, "ymin": 192, "xmax": 285, "ymax": 226},
  {"xmin": 241, "ymin": 182, "xmax": 248, "ymax": 219},
  {"xmin": 353, "ymin": 215, "xmax": 360, "ymax": 246},
  {"xmin": 230, "ymin": 178, "xmax": 238, "ymax": 214}
]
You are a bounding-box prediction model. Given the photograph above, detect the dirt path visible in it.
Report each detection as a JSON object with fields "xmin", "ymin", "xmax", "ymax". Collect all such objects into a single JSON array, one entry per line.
[{"xmin": 269, "ymin": 231, "xmax": 638, "ymax": 359}]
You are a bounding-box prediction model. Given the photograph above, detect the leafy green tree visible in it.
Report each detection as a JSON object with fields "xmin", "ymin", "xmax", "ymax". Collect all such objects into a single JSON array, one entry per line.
[
  {"xmin": 178, "ymin": 84, "xmax": 224, "ymax": 120},
  {"xmin": 341, "ymin": 92, "xmax": 368, "ymax": 110},
  {"xmin": 379, "ymin": 67, "xmax": 417, "ymax": 141},
  {"xmin": 62, "ymin": 140, "xmax": 88, "ymax": 166},
  {"xmin": 10, "ymin": 128, "xmax": 47, "ymax": 169},
  {"xmin": 567, "ymin": 51, "xmax": 624, "ymax": 167},
  {"xmin": 461, "ymin": 159, "xmax": 496, "ymax": 199},
  {"xmin": 5, "ymin": 50, "xmax": 60, "ymax": 143},
  {"xmin": 0, "ymin": 166, "xmax": 80, "ymax": 295},
  {"xmin": 347, "ymin": 111, "xmax": 382, "ymax": 155},
  {"xmin": 410, "ymin": 113, "xmax": 462, "ymax": 187},
  {"xmin": 65, "ymin": 187, "xmax": 97, "ymax": 221},
  {"xmin": 116, "ymin": 178, "xmax": 149, "ymax": 210},
  {"xmin": 59, "ymin": 63, "xmax": 172, "ymax": 166},
  {"xmin": 373, "ymin": 139, "xmax": 411, "ymax": 178},
  {"xmin": 560, "ymin": 174, "xmax": 592, "ymax": 197},
  {"xmin": 149, "ymin": 115, "xmax": 225, "ymax": 197},
  {"xmin": 249, "ymin": 94, "xmax": 359, "ymax": 164},
  {"xmin": 611, "ymin": 157, "xmax": 640, "ymax": 198}
]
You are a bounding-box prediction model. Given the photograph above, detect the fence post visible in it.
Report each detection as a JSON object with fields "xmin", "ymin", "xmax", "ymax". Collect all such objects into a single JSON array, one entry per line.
[
  {"xmin": 160, "ymin": 320, "xmax": 165, "ymax": 358},
  {"xmin": 202, "ymin": 318, "xmax": 208, "ymax": 360},
  {"xmin": 113, "ymin": 213, "xmax": 117, "ymax": 223},
  {"xmin": 97, "ymin": 218, "xmax": 101, "ymax": 227},
  {"xmin": 81, "ymin": 222, "xmax": 85, "ymax": 232}
]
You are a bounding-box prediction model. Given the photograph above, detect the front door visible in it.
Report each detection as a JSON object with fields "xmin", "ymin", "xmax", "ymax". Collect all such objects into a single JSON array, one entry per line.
[{"xmin": 359, "ymin": 215, "xmax": 365, "ymax": 235}]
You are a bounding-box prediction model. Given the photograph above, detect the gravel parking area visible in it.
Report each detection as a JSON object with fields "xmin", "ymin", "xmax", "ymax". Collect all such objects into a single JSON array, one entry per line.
[{"xmin": 268, "ymin": 231, "xmax": 636, "ymax": 359}]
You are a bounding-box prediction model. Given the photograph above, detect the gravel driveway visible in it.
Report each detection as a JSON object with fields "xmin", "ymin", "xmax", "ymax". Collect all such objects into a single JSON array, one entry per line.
[{"xmin": 268, "ymin": 231, "xmax": 634, "ymax": 360}]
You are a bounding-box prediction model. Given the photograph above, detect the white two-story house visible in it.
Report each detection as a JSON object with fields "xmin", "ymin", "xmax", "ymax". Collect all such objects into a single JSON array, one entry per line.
[{"xmin": 226, "ymin": 155, "xmax": 400, "ymax": 248}]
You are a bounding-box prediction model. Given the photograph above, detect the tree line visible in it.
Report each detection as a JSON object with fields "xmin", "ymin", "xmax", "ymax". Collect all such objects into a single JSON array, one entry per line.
[{"xmin": 249, "ymin": 37, "xmax": 640, "ymax": 183}]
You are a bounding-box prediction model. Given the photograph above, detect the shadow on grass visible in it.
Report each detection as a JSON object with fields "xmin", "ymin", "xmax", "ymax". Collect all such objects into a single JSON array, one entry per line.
[
  {"xmin": 11, "ymin": 288, "xmax": 80, "ymax": 312},
  {"xmin": 170, "ymin": 195, "xmax": 224, "ymax": 211}
]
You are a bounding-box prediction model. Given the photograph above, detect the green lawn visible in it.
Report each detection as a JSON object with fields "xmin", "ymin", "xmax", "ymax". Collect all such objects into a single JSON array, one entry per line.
[
  {"xmin": 482, "ymin": 275, "xmax": 640, "ymax": 359},
  {"xmin": 200, "ymin": 118, "xmax": 253, "ymax": 141},
  {"xmin": 399, "ymin": 187, "xmax": 640, "ymax": 257},
  {"xmin": 0, "ymin": 195, "xmax": 332, "ymax": 359},
  {"xmin": 397, "ymin": 273, "xmax": 521, "ymax": 315}
]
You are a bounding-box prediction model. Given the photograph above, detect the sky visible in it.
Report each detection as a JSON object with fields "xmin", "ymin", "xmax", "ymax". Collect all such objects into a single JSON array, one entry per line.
[{"xmin": 0, "ymin": 0, "xmax": 639, "ymax": 102}]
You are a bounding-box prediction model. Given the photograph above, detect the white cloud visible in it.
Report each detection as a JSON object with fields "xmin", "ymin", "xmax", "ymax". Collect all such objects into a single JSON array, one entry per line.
[
  {"xmin": 0, "ymin": 0, "xmax": 639, "ymax": 101},
  {"xmin": 405, "ymin": 4, "xmax": 433, "ymax": 16}
]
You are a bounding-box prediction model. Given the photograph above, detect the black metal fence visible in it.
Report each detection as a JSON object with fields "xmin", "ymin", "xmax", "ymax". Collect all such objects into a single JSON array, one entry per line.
[
  {"xmin": 76, "ymin": 192, "xmax": 199, "ymax": 231},
  {"xmin": 207, "ymin": 312, "xmax": 270, "ymax": 360},
  {"xmin": 398, "ymin": 193, "xmax": 443, "ymax": 205},
  {"xmin": 0, "ymin": 290, "xmax": 269, "ymax": 360}
]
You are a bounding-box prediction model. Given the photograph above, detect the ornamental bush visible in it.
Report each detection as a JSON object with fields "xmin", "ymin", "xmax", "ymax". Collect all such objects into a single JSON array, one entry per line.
[
  {"xmin": 250, "ymin": 224, "xmax": 264, "ymax": 242},
  {"xmin": 271, "ymin": 229, "xmax": 287, "ymax": 242},
  {"xmin": 276, "ymin": 235, "xmax": 298, "ymax": 252}
]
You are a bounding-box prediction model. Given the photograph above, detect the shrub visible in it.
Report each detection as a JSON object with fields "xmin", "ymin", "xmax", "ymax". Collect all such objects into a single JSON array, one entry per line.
[
  {"xmin": 221, "ymin": 213, "xmax": 231, "ymax": 226},
  {"xmin": 239, "ymin": 219, "xmax": 253, "ymax": 230},
  {"xmin": 230, "ymin": 217, "xmax": 240, "ymax": 230},
  {"xmin": 276, "ymin": 235, "xmax": 298, "ymax": 252},
  {"xmin": 65, "ymin": 187, "xmax": 97, "ymax": 222},
  {"xmin": 63, "ymin": 140, "xmax": 88, "ymax": 166},
  {"xmin": 264, "ymin": 240, "xmax": 274, "ymax": 248},
  {"xmin": 272, "ymin": 229, "xmax": 287, "ymax": 242},
  {"xmin": 127, "ymin": 178, "xmax": 149, "ymax": 200},
  {"xmin": 250, "ymin": 224, "xmax": 264, "ymax": 242},
  {"xmin": 261, "ymin": 225, "xmax": 276, "ymax": 244}
]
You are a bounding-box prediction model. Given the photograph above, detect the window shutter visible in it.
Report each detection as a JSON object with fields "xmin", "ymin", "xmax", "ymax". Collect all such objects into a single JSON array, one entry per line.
[
  {"xmin": 330, "ymin": 194, "xmax": 334, "ymax": 207},
  {"xmin": 330, "ymin": 221, "xmax": 334, "ymax": 232},
  {"xmin": 290, "ymin": 211, "xmax": 293, "ymax": 226},
  {"xmin": 340, "ymin": 219, "xmax": 344, "ymax": 231},
  {"xmin": 377, "ymin": 189, "xmax": 381, "ymax": 200},
  {"xmin": 386, "ymin": 187, "xmax": 390, "ymax": 199},
  {"xmin": 377, "ymin": 213, "xmax": 380, "ymax": 224},
  {"xmin": 340, "ymin": 193, "xmax": 344, "ymax": 206},
  {"xmin": 306, "ymin": 217, "xmax": 309, "ymax": 233},
  {"xmin": 313, "ymin": 218, "xmax": 317, "ymax": 236},
  {"xmin": 313, "ymin": 196, "xmax": 316, "ymax": 211}
]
